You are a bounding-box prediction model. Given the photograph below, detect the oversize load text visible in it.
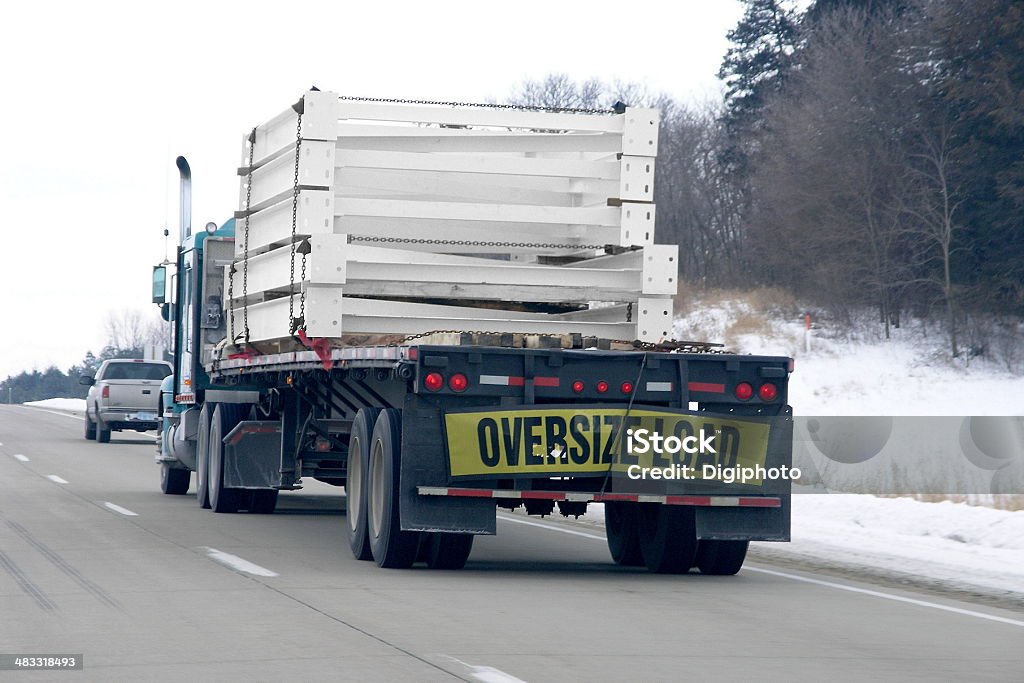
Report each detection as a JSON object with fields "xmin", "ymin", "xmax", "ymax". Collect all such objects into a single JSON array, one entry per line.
[{"xmin": 444, "ymin": 408, "xmax": 772, "ymax": 481}]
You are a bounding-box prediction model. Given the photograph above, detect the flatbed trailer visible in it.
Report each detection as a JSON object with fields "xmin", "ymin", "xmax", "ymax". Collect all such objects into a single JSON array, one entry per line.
[{"xmin": 153, "ymin": 91, "xmax": 793, "ymax": 573}]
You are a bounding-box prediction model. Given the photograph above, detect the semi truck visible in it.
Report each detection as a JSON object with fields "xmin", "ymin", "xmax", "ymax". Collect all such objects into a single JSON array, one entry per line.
[{"xmin": 153, "ymin": 90, "xmax": 793, "ymax": 573}]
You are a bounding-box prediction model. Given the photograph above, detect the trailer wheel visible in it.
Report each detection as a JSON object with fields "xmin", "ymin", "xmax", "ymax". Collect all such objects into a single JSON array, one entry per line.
[
  {"xmin": 696, "ymin": 540, "xmax": 749, "ymax": 576},
  {"xmin": 160, "ymin": 463, "xmax": 190, "ymax": 495},
  {"xmin": 638, "ymin": 504, "xmax": 698, "ymax": 574},
  {"xmin": 84, "ymin": 410, "xmax": 97, "ymax": 440},
  {"xmin": 96, "ymin": 410, "xmax": 111, "ymax": 443},
  {"xmin": 425, "ymin": 533, "xmax": 474, "ymax": 570},
  {"xmin": 248, "ymin": 490, "xmax": 279, "ymax": 514},
  {"xmin": 196, "ymin": 403, "xmax": 213, "ymax": 509},
  {"xmin": 209, "ymin": 403, "xmax": 245, "ymax": 514},
  {"xmin": 346, "ymin": 407, "xmax": 381, "ymax": 561},
  {"xmin": 367, "ymin": 409, "xmax": 420, "ymax": 568},
  {"xmin": 604, "ymin": 502, "xmax": 644, "ymax": 566}
]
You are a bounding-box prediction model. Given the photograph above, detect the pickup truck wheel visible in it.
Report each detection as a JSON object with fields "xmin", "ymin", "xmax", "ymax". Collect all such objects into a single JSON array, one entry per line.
[
  {"xmin": 84, "ymin": 411, "xmax": 97, "ymax": 440},
  {"xmin": 604, "ymin": 502, "xmax": 644, "ymax": 566},
  {"xmin": 160, "ymin": 463, "xmax": 190, "ymax": 495},
  {"xmin": 366, "ymin": 409, "xmax": 420, "ymax": 568},
  {"xmin": 248, "ymin": 490, "xmax": 279, "ymax": 514},
  {"xmin": 346, "ymin": 407, "xmax": 381, "ymax": 561},
  {"xmin": 425, "ymin": 533, "xmax": 474, "ymax": 570},
  {"xmin": 638, "ymin": 504, "xmax": 698, "ymax": 574},
  {"xmin": 696, "ymin": 540, "xmax": 749, "ymax": 576},
  {"xmin": 209, "ymin": 404, "xmax": 244, "ymax": 513},
  {"xmin": 195, "ymin": 404, "xmax": 213, "ymax": 509},
  {"xmin": 96, "ymin": 411, "xmax": 111, "ymax": 443}
]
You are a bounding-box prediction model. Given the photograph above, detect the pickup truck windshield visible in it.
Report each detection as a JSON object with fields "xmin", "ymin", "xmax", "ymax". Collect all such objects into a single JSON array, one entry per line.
[{"xmin": 103, "ymin": 363, "xmax": 171, "ymax": 381}]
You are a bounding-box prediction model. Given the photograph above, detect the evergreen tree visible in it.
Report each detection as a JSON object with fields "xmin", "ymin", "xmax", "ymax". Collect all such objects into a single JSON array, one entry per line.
[
  {"xmin": 717, "ymin": 0, "xmax": 800, "ymax": 170},
  {"xmin": 936, "ymin": 0, "xmax": 1024, "ymax": 313}
]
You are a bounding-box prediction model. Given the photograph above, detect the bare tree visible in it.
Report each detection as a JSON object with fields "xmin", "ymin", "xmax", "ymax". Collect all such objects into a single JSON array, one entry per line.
[
  {"xmin": 904, "ymin": 116, "xmax": 967, "ymax": 355},
  {"xmin": 506, "ymin": 74, "xmax": 605, "ymax": 110},
  {"xmin": 103, "ymin": 309, "xmax": 165, "ymax": 357},
  {"xmin": 750, "ymin": 6, "xmax": 924, "ymax": 334}
]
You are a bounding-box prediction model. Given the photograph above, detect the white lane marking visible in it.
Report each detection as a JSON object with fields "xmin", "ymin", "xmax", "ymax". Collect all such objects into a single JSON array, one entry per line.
[
  {"xmin": 46, "ymin": 475, "xmax": 69, "ymax": 484},
  {"xmin": 103, "ymin": 502, "xmax": 138, "ymax": 517},
  {"xmin": 443, "ymin": 656, "xmax": 527, "ymax": 683},
  {"xmin": 23, "ymin": 407, "xmax": 84, "ymax": 421},
  {"xmin": 496, "ymin": 513, "xmax": 1024, "ymax": 629},
  {"xmin": 12, "ymin": 453, "xmax": 29, "ymax": 462},
  {"xmin": 498, "ymin": 513, "xmax": 605, "ymax": 540},
  {"xmin": 205, "ymin": 548, "xmax": 278, "ymax": 577},
  {"xmin": 744, "ymin": 566, "xmax": 1024, "ymax": 628}
]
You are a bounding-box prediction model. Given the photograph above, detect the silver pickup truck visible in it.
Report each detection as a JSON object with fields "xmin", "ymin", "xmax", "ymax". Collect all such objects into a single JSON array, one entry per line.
[{"xmin": 81, "ymin": 359, "xmax": 172, "ymax": 443}]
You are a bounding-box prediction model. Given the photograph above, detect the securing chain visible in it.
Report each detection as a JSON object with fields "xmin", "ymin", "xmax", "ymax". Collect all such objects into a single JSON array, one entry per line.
[
  {"xmin": 240, "ymin": 127, "xmax": 256, "ymax": 344},
  {"xmin": 348, "ymin": 235, "xmax": 608, "ymax": 251},
  {"xmin": 288, "ymin": 109, "xmax": 305, "ymax": 334},
  {"xmin": 394, "ymin": 329, "xmax": 725, "ymax": 354},
  {"xmin": 394, "ymin": 329, "xmax": 574, "ymax": 345},
  {"xmin": 337, "ymin": 94, "xmax": 616, "ymax": 116}
]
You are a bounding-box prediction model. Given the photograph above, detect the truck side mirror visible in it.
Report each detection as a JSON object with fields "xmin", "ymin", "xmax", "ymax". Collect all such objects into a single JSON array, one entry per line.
[
  {"xmin": 152, "ymin": 265, "xmax": 168, "ymax": 304},
  {"xmin": 79, "ymin": 375, "xmax": 95, "ymax": 386},
  {"xmin": 160, "ymin": 303, "xmax": 173, "ymax": 322}
]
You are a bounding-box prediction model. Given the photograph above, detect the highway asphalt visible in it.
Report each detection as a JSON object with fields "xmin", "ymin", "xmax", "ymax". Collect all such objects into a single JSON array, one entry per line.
[{"xmin": 1, "ymin": 405, "xmax": 1022, "ymax": 682}]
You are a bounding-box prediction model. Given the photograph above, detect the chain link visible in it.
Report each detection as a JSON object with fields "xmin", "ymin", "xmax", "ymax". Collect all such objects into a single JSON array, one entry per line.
[
  {"xmin": 392, "ymin": 329, "xmax": 724, "ymax": 354},
  {"xmin": 288, "ymin": 111, "xmax": 304, "ymax": 334},
  {"xmin": 240, "ymin": 127, "xmax": 256, "ymax": 344},
  {"xmin": 348, "ymin": 235, "xmax": 608, "ymax": 251},
  {"xmin": 337, "ymin": 94, "xmax": 616, "ymax": 116}
]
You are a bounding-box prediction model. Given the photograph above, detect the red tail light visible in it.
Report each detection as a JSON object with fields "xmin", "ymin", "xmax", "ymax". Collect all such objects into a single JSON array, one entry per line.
[
  {"xmin": 735, "ymin": 382, "xmax": 753, "ymax": 401},
  {"xmin": 449, "ymin": 373, "xmax": 469, "ymax": 392},
  {"xmin": 424, "ymin": 372, "xmax": 444, "ymax": 391},
  {"xmin": 596, "ymin": 381, "xmax": 609, "ymax": 394},
  {"xmin": 759, "ymin": 383, "xmax": 778, "ymax": 401},
  {"xmin": 572, "ymin": 380, "xmax": 585, "ymax": 393},
  {"xmin": 621, "ymin": 381, "xmax": 634, "ymax": 394},
  {"xmin": 102, "ymin": 386, "xmax": 110, "ymax": 399}
]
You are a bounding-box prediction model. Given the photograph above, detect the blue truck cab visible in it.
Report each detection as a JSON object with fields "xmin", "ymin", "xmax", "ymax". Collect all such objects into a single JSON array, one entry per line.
[{"xmin": 151, "ymin": 209, "xmax": 238, "ymax": 493}]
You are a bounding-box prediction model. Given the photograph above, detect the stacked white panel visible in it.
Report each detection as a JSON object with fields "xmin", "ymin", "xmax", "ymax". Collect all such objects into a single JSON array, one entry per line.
[{"xmin": 227, "ymin": 91, "xmax": 674, "ymax": 345}]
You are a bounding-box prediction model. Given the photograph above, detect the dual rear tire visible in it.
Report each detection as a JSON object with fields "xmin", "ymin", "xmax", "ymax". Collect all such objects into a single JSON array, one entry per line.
[
  {"xmin": 606, "ymin": 502, "xmax": 749, "ymax": 575},
  {"xmin": 347, "ymin": 408, "xmax": 473, "ymax": 569},
  {"xmin": 195, "ymin": 403, "xmax": 277, "ymax": 514}
]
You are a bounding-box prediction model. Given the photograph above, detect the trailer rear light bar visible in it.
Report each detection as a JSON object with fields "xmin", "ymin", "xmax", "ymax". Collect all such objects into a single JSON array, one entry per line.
[{"xmin": 417, "ymin": 486, "xmax": 781, "ymax": 508}]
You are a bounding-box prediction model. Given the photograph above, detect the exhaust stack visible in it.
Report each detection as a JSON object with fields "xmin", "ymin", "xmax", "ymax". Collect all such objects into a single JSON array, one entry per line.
[{"xmin": 176, "ymin": 156, "xmax": 191, "ymax": 242}]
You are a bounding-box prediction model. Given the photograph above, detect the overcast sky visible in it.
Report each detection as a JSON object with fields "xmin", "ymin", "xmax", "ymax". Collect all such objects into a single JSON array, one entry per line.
[{"xmin": 0, "ymin": 0, "xmax": 745, "ymax": 380}]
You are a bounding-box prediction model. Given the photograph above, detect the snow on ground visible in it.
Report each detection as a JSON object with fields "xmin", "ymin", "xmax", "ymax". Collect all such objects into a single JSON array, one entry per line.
[
  {"xmin": 24, "ymin": 397, "xmax": 86, "ymax": 412},
  {"xmin": 666, "ymin": 295, "xmax": 1024, "ymax": 595}
]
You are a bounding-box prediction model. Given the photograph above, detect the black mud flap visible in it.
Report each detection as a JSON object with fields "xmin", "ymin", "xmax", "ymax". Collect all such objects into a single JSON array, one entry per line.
[
  {"xmin": 399, "ymin": 395, "xmax": 496, "ymax": 535},
  {"xmin": 223, "ymin": 421, "xmax": 284, "ymax": 489}
]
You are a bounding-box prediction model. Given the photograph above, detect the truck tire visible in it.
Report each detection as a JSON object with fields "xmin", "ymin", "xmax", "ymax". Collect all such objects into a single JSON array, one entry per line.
[
  {"xmin": 638, "ymin": 504, "xmax": 698, "ymax": 574},
  {"xmin": 96, "ymin": 410, "xmax": 111, "ymax": 443},
  {"xmin": 346, "ymin": 407, "xmax": 381, "ymax": 561},
  {"xmin": 248, "ymin": 490, "xmax": 279, "ymax": 514},
  {"xmin": 604, "ymin": 502, "xmax": 644, "ymax": 566},
  {"xmin": 160, "ymin": 462, "xmax": 191, "ymax": 495},
  {"xmin": 366, "ymin": 409, "xmax": 420, "ymax": 568},
  {"xmin": 209, "ymin": 403, "xmax": 245, "ymax": 514},
  {"xmin": 696, "ymin": 540, "xmax": 749, "ymax": 576},
  {"xmin": 84, "ymin": 410, "xmax": 97, "ymax": 440},
  {"xmin": 196, "ymin": 403, "xmax": 213, "ymax": 509},
  {"xmin": 424, "ymin": 533, "xmax": 474, "ymax": 570}
]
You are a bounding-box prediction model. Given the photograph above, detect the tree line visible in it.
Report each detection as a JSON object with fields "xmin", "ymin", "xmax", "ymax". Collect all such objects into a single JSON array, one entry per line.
[{"xmin": 507, "ymin": 0, "xmax": 1022, "ymax": 357}]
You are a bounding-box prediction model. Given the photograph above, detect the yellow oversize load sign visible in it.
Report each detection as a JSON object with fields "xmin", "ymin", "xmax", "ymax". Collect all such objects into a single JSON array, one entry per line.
[{"xmin": 444, "ymin": 407, "xmax": 772, "ymax": 482}]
